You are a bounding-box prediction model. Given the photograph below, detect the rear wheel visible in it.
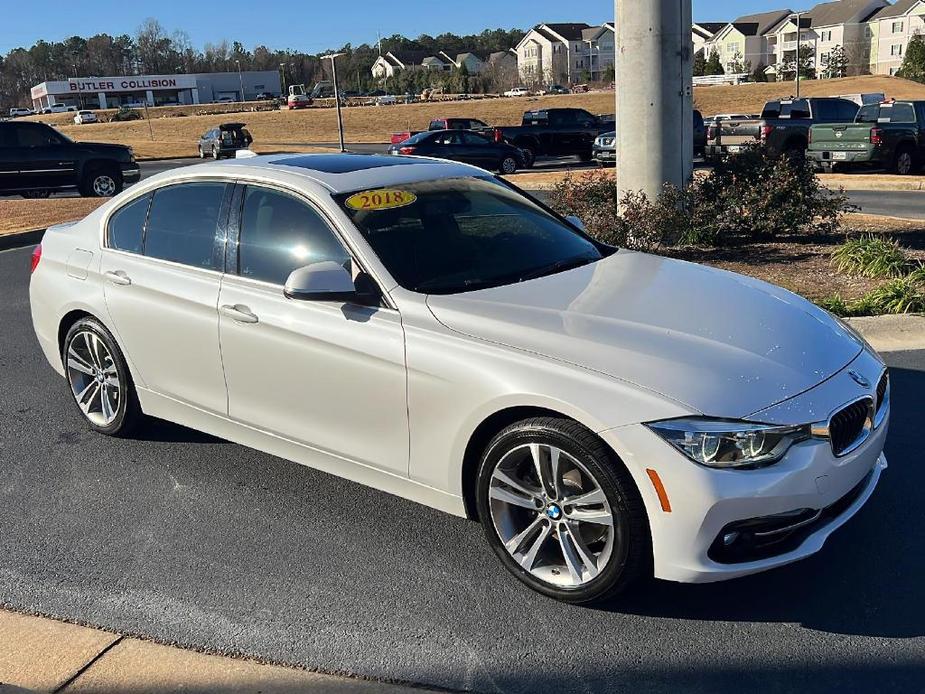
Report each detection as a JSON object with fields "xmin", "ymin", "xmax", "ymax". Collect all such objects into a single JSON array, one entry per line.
[
  {"xmin": 892, "ymin": 146, "xmax": 916, "ymax": 175},
  {"xmin": 518, "ymin": 144, "xmax": 536, "ymax": 169},
  {"xmin": 198, "ymin": 145, "xmax": 205, "ymax": 159},
  {"xmin": 476, "ymin": 417, "xmax": 650, "ymax": 604},
  {"xmin": 499, "ymin": 156, "xmax": 518, "ymax": 175},
  {"xmin": 63, "ymin": 317, "xmax": 142, "ymax": 437}
]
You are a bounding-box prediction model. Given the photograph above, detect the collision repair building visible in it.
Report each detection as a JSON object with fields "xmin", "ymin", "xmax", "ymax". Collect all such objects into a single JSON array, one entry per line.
[{"xmin": 29, "ymin": 70, "xmax": 281, "ymax": 110}]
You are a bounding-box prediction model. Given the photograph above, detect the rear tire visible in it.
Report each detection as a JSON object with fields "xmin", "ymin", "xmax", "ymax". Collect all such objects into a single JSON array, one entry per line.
[
  {"xmin": 892, "ymin": 146, "xmax": 916, "ymax": 175},
  {"xmin": 476, "ymin": 417, "xmax": 651, "ymax": 604},
  {"xmin": 519, "ymin": 145, "xmax": 536, "ymax": 169},
  {"xmin": 62, "ymin": 317, "xmax": 142, "ymax": 437}
]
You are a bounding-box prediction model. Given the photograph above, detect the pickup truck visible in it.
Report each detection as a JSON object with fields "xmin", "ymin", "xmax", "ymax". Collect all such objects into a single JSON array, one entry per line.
[
  {"xmin": 390, "ymin": 117, "xmax": 490, "ymax": 145},
  {"xmin": 490, "ymin": 108, "xmax": 615, "ymax": 168},
  {"xmin": 0, "ymin": 121, "xmax": 139, "ymax": 198},
  {"xmin": 705, "ymin": 97, "xmax": 860, "ymax": 159},
  {"xmin": 807, "ymin": 100, "xmax": 925, "ymax": 175}
]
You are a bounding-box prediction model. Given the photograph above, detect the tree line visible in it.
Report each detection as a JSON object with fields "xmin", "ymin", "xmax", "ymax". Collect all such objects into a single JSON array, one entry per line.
[{"xmin": 0, "ymin": 18, "xmax": 525, "ymax": 107}]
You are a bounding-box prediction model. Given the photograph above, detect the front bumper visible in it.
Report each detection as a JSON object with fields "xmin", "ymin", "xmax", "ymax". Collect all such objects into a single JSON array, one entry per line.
[
  {"xmin": 121, "ymin": 163, "xmax": 141, "ymax": 184},
  {"xmin": 601, "ymin": 349, "xmax": 889, "ymax": 583},
  {"xmin": 592, "ymin": 146, "xmax": 615, "ymax": 163}
]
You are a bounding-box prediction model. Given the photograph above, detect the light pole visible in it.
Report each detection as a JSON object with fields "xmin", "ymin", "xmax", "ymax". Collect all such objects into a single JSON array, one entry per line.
[
  {"xmin": 236, "ymin": 59, "xmax": 245, "ymax": 102},
  {"xmin": 615, "ymin": 0, "xmax": 693, "ymax": 205},
  {"xmin": 793, "ymin": 12, "xmax": 803, "ymax": 98},
  {"xmin": 322, "ymin": 52, "xmax": 346, "ymax": 152}
]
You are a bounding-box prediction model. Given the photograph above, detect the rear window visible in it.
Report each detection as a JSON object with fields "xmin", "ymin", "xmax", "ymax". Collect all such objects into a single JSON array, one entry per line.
[
  {"xmin": 762, "ymin": 100, "xmax": 811, "ymax": 119},
  {"xmin": 858, "ymin": 103, "xmax": 917, "ymax": 123}
]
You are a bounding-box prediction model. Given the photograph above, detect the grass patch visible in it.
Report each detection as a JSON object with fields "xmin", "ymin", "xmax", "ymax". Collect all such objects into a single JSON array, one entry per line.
[{"xmin": 832, "ymin": 235, "xmax": 914, "ymax": 278}]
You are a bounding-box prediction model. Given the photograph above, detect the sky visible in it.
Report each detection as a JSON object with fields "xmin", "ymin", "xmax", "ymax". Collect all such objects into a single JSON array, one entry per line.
[{"xmin": 0, "ymin": 1, "xmax": 794, "ymax": 55}]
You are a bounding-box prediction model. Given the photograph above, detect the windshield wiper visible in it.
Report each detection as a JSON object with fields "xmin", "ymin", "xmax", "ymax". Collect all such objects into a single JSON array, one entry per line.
[{"xmin": 518, "ymin": 255, "xmax": 599, "ymax": 282}]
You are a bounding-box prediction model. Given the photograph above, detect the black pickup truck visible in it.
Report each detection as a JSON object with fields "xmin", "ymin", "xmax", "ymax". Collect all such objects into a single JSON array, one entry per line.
[
  {"xmin": 488, "ymin": 108, "xmax": 615, "ymax": 168},
  {"xmin": 0, "ymin": 121, "xmax": 139, "ymax": 198},
  {"xmin": 706, "ymin": 97, "xmax": 860, "ymax": 159},
  {"xmin": 808, "ymin": 100, "xmax": 925, "ymax": 174}
]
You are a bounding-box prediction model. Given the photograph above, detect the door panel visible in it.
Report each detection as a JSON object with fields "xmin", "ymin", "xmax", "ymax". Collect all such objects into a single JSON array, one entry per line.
[
  {"xmin": 102, "ymin": 253, "xmax": 227, "ymax": 413},
  {"xmin": 218, "ymin": 278, "xmax": 409, "ymax": 475}
]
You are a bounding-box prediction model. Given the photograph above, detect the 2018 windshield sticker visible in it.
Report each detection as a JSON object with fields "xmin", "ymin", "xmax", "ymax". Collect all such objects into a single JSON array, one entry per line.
[{"xmin": 345, "ymin": 189, "xmax": 417, "ymax": 211}]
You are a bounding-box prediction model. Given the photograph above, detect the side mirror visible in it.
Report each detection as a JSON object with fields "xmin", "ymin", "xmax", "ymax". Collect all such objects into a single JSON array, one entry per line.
[
  {"xmin": 284, "ymin": 261, "xmax": 380, "ymax": 306},
  {"xmin": 566, "ymin": 215, "xmax": 586, "ymax": 232}
]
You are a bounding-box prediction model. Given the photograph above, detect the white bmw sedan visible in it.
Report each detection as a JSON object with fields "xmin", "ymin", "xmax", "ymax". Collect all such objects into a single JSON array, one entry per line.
[{"xmin": 30, "ymin": 153, "xmax": 889, "ymax": 603}]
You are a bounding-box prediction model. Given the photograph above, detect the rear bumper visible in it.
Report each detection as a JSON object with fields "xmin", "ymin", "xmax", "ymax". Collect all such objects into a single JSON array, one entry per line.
[{"xmin": 808, "ymin": 150, "xmax": 874, "ymax": 165}]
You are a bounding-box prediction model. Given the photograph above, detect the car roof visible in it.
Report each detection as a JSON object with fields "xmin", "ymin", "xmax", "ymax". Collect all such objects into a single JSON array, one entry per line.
[{"xmin": 142, "ymin": 153, "xmax": 484, "ymax": 194}]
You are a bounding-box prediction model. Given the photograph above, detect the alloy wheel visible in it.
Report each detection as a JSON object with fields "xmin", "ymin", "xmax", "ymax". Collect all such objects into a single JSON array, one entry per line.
[
  {"xmin": 65, "ymin": 329, "xmax": 121, "ymax": 427},
  {"xmin": 500, "ymin": 157, "xmax": 517, "ymax": 174},
  {"xmin": 488, "ymin": 443, "xmax": 616, "ymax": 588},
  {"xmin": 92, "ymin": 174, "xmax": 116, "ymax": 197}
]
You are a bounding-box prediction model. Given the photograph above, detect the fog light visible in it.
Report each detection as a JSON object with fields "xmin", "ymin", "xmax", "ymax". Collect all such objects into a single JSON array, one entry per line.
[{"xmin": 723, "ymin": 531, "xmax": 740, "ymax": 546}]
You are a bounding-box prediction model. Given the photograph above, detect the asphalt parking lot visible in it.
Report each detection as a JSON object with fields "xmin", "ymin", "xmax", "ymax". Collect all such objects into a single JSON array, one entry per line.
[{"xmin": 1, "ymin": 243, "xmax": 924, "ymax": 694}]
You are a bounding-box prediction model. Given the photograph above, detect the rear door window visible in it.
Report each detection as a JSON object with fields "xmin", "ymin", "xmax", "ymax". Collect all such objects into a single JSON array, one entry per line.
[
  {"xmin": 143, "ymin": 182, "xmax": 228, "ymax": 270},
  {"xmin": 108, "ymin": 194, "xmax": 150, "ymax": 254},
  {"xmin": 237, "ymin": 186, "xmax": 350, "ymax": 285}
]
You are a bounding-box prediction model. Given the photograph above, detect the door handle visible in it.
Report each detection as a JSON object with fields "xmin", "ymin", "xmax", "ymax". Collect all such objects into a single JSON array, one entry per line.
[
  {"xmin": 104, "ymin": 270, "xmax": 132, "ymax": 286},
  {"xmin": 220, "ymin": 304, "xmax": 259, "ymax": 324}
]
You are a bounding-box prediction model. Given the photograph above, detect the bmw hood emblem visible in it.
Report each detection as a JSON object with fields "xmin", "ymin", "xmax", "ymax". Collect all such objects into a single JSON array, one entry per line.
[{"xmin": 849, "ymin": 370, "xmax": 871, "ymax": 389}]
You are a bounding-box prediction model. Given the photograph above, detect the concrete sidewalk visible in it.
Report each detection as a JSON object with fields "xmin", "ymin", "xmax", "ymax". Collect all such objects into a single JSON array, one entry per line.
[{"xmin": 0, "ymin": 610, "xmax": 431, "ymax": 694}]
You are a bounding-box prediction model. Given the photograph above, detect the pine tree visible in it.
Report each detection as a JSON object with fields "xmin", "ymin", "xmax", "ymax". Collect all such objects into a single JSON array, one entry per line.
[
  {"xmin": 726, "ymin": 50, "xmax": 751, "ymax": 75},
  {"xmin": 821, "ymin": 45, "xmax": 849, "ymax": 79},
  {"xmin": 898, "ymin": 34, "xmax": 925, "ymax": 82},
  {"xmin": 693, "ymin": 48, "xmax": 706, "ymax": 77},
  {"xmin": 705, "ymin": 48, "xmax": 725, "ymax": 76}
]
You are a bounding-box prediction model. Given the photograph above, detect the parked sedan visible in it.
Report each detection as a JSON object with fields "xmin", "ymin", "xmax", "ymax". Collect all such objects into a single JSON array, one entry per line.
[
  {"xmin": 504, "ymin": 87, "xmax": 531, "ymax": 97},
  {"xmin": 198, "ymin": 123, "xmax": 253, "ymax": 159},
  {"xmin": 73, "ymin": 110, "xmax": 98, "ymax": 125},
  {"xmin": 388, "ymin": 129, "xmax": 524, "ymax": 173},
  {"xmin": 31, "ymin": 153, "xmax": 888, "ymax": 604}
]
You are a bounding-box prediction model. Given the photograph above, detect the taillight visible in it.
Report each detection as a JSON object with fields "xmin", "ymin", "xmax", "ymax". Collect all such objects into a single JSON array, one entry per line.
[
  {"xmin": 870, "ymin": 127, "xmax": 883, "ymax": 146},
  {"xmin": 30, "ymin": 244, "xmax": 42, "ymax": 274},
  {"xmin": 493, "ymin": 127, "xmax": 503, "ymax": 143},
  {"xmin": 707, "ymin": 125, "xmax": 717, "ymax": 140},
  {"xmin": 398, "ymin": 146, "xmax": 416, "ymax": 155},
  {"xmin": 760, "ymin": 124, "xmax": 775, "ymax": 141}
]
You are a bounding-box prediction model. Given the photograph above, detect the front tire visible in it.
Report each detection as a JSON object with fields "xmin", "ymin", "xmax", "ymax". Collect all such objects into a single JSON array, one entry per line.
[
  {"xmin": 476, "ymin": 417, "xmax": 650, "ymax": 604},
  {"xmin": 63, "ymin": 317, "xmax": 142, "ymax": 437},
  {"xmin": 212, "ymin": 145, "xmax": 220, "ymax": 160},
  {"xmin": 80, "ymin": 166, "xmax": 122, "ymax": 198},
  {"xmin": 499, "ymin": 156, "xmax": 518, "ymax": 175},
  {"xmin": 198, "ymin": 145, "xmax": 205, "ymax": 159}
]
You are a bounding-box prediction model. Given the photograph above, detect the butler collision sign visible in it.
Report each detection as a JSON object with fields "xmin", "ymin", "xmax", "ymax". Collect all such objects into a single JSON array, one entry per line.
[{"xmin": 29, "ymin": 70, "xmax": 280, "ymax": 110}]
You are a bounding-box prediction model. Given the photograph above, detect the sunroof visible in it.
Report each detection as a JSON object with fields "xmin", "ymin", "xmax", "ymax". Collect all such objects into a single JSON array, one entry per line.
[{"xmin": 269, "ymin": 153, "xmax": 418, "ymax": 174}]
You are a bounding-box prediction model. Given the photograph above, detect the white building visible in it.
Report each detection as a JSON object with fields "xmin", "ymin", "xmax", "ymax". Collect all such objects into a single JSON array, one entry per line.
[
  {"xmin": 692, "ymin": 22, "xmax": 727, "ymax": 55},
  {"xmin": 371, "ymin": 51, "xmax": 446, "ymax": 80},
  {"xmin": 515, "ymin": 22, "xmax": 615, "ymax": 86},
  {"xmin": 765, "ymin": 0, "xmax": 887, "ymax": 78},
  {"xmin": 868, "ymin": 0, "xmax": 925, "ymax": 75},
  {"xmin": 704, "ymin": 10, "xmax": 793, "ymax": 72},
  {"xmin": 29, "ymin": 71, "xmax": 281, "ymax": 110}
]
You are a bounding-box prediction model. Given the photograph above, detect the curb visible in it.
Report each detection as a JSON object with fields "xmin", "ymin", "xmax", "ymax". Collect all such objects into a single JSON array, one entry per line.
[
  {"xmin": 846, "ymin": 314, "xmax": 925, "ymax": 353},
  {"xmin": 0, "ymin": 229, "xmax": 44, "ymax": 252}
]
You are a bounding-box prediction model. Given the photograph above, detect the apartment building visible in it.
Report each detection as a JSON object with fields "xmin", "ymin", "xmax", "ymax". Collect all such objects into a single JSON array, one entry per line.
[
  {"xmin": 765, "ymin": 0, "xmax": 887, "ymax": 78},
  {"xmin": 692, "ymin": 23, "xmax": 727, "ymax": 55},
  {"xmin": 704, "ymin": 10, "xmax": 793, "ymax": 72},
  {"xmin": 516, "ymin": 23, "xmax": 615, "ymax": 86},
  {"xmin": 869, "ymin": 0, "xmax": 925, "ymax": 74}
]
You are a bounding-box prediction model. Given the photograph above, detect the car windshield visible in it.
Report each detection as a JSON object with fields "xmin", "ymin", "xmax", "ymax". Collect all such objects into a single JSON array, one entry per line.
[{"xmin": 335, "ymin": 177, "xmax": 607, "ymax": 295}]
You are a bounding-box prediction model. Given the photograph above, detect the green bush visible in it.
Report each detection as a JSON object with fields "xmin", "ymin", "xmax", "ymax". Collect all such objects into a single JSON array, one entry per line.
[
  {"xmin": 819, "ymin": 275, "xmax": 925, "ymax": 317},
  {"xmin": 547, "ymin": 147, "xmax": 853, "ymax": 251},
  {"xmin": 831, "ymin": 235, "xmax": 913, "ymax": 278},
  {"xmin": 685, "ymin": 146, "xmax": 853, "ymax": 245},
  {"xmin": 110, "ymin": 107, "xmax": 141, "ymax": 122}
]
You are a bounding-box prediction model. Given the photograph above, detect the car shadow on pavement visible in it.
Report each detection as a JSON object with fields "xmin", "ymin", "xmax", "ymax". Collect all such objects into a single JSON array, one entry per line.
[
  {"xmin": 596, "ymin": 363, "xmax": 924, "ymax": 640},
  {"xmin": 133, "ymin": 416, "xmax": 229, "ymax": 445}
]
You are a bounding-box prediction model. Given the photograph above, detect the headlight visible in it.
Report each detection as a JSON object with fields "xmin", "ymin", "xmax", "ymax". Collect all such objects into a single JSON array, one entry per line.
[{"xmin": 646, "ymin": 418, "xmax": 810, "ymax": 469}]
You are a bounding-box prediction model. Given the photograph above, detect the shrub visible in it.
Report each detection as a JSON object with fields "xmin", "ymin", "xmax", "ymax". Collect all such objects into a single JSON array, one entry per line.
[
  {"xmin": 818, "ymin": 275, "xmax": 925, "ymax": 316},
  {"xmin": 831, "ymin": 235, "xmax": 913, "ymax": 278},
  {"xmin": 110, "ymin": 107, "xmax": 141, "ymax": 122},
  {"xmin": 685, "ymin": 146, "xmax": 853, "ymax": 245},
  {"xmin": 547, "ymin": 148, "xmax": 853, "ymax": 250}
]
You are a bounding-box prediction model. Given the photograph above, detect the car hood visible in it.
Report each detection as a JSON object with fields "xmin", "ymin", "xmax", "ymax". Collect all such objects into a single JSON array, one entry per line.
[
  {"xmin": 74, "ymin": 141, "xmax": 131, "ymax": 155},
  {"xmin": 425, "ymin": 251, "xmax": 862, "ymax": 418}
]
